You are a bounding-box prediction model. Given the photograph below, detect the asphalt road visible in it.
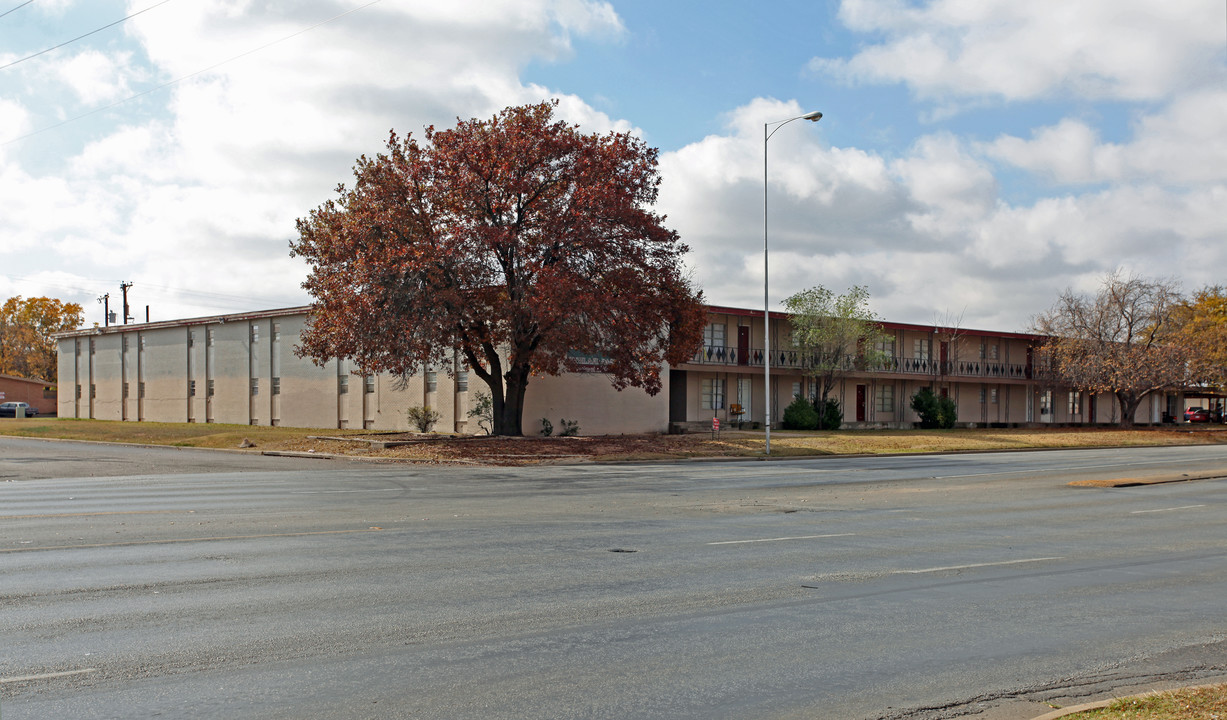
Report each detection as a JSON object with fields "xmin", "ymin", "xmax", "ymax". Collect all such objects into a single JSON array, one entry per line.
[{"xmin": 3, "ymin": 437, "xmax": 1227, "ymax": 719}]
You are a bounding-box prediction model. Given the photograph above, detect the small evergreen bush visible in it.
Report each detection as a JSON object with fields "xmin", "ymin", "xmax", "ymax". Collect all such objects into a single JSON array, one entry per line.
[
  {"xmin": 814, "ymin": 397, "xmax": 843, "ymax": 430},
  {"xmin": 782, "ymin": 394, "xmax": 820, "ymax": 430},
  {"xmin": 911, "ymin": 387, "xmax": 957, "ymax": 429}
]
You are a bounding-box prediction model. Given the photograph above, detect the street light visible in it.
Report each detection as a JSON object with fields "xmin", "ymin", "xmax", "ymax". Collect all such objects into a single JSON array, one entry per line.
[{"xmin": 764, "ymin": 110, "xmax": 822, "ymax": 455}]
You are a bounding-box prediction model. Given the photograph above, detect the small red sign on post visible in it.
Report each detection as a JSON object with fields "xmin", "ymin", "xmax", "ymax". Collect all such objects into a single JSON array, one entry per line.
[{"xmin": 712, "ymin": 417, "xmax": 720, "ymax": 438}]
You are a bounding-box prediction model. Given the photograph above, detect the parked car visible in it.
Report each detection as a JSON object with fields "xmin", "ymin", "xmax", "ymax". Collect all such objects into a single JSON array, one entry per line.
[
  {"xmin": 0, "ymin": 401, "xmax": 39, "ymax": 418},
  {"xmin": 1184, "ymin": 406, "xmax": 1223, "ymax": 423}
]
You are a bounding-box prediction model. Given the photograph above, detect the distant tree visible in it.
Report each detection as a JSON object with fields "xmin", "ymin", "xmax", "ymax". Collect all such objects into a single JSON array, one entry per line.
[
  {"xmin": 784, "ymin": 285, "xmax": 889, "ymax": 406},
  {"xmin": 291, "ymin": 101, "xmax": 705, "ymax": 436},
  {"xmin": 0, "ymin": 296, "xmax": 84, "ymax": 381},
  {"xmin": 1031, "ymin": 271, "xmax": 1187, "ymax": 427},
  {"xmin": 1174, "ymin": 286, "xmax": 1227, "ymax": 391}
]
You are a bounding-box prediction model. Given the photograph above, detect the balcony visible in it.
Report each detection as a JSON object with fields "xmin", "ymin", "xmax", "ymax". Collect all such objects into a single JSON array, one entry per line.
[{"xmin": 688, "ymin": 345, "xmax": 1045, "ymax": 379}]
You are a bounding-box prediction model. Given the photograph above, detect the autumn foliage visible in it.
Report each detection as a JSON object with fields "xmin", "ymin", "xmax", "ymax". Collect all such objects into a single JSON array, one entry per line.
[
  {"xmin": 1032, "ymin": 272, "xmax": 1187, "ymax": 426},
  {"xmin": 0, "ymin": 296, "xmax": 84, "ymax": 382},
  {"xmin": 291, "ymin": 102, "xmax": 705, "ymax": 435}
]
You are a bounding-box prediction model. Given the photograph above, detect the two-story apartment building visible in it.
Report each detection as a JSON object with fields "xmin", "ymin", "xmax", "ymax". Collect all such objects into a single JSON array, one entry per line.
[{"xmin": 55, "ymin": 304, "xmax": 1180, "ymax": 433}]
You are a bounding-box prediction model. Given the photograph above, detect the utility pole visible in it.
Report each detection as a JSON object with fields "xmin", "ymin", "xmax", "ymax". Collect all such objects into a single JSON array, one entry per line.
[
  {"xmin": 120, "ymin": 282, "xmax": 134, "ymax": 324},
  {"xmin": 98, "ymin": 293, "xmax": 111, "ymax": 327}
]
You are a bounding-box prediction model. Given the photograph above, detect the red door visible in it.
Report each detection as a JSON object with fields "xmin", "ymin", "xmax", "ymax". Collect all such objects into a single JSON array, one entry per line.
[
  {"xmin": 737, "ymin": 326, "xmax": 750, "ymax": 365},
  {"xmin": 856, "ymin": 385, "xmax": 866, "ymax": 422}
]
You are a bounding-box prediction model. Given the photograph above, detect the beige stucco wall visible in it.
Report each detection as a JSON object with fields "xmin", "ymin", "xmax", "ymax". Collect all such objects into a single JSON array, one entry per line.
[{"xmin": 524, "ymin": 371, "xmax": 669, "ymax": 435}]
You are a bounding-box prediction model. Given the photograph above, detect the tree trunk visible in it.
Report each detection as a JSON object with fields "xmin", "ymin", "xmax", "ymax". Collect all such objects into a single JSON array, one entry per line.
[
  {"xmin": 494, "ymin": 363, "xmax": 531, "ymax": 436},
  {"xmin": 1116, "ymin": 390, "xmax": 1142, "ymax": 428}
]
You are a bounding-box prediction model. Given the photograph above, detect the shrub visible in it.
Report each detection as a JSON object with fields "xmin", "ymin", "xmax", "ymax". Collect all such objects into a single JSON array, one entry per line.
[
  {"xmin": 406, "ymin": 404, "xmax": 442, "ymax": 433},
  {"xmin": 814, "ymin": 397, "xmax": 843, "ymax": 430},
  {"xmin": 467, "ymin": 392, "xmax": 493, "ymax": 434},
  {"xmin": 559, "ymin": 418, "xmax": 580, "ymax": 437},
  {"xmin": 911, "ymin": 387, "xmax": 956, "ymax": 429},
  {"xmin": 540, "ymin": 418, "xmax": 554, "ymax": 437},
  {"xmin": 782, "ymin": 394, "xmax": 819, "ymax": 430}
]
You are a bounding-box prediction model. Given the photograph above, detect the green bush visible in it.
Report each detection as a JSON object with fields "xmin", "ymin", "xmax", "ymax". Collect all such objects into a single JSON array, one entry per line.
[
  {"xmin": 911, "ymin": 387, "xmax": 957, "ymax": 429},
  {"xmin": 406, "ymin": 405, "xmax": 442, "ymax": 433},
  {"xmin": 814, "ymin": 397, "xmax": 843, "ymax": 430},
  {"xmin": 540, "ymin": 418, "xmax": 554, "ymax": 437},
  {"xmin": 559, "ymin": 418, "xmax": 580, "ymax": 437},
  {"xmin": 782, "ymin": 394, "xmax": 819, "ymax": 430},
  {"xmin": 467, "ymin": 392, "xmax": 493, "ymax": 434}
]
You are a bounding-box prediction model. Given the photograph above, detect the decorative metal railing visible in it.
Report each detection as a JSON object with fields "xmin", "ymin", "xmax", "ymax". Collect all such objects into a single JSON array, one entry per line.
[{"xmin": 688, "ymin": 345, "xmax": 1049, "ymax": 379}]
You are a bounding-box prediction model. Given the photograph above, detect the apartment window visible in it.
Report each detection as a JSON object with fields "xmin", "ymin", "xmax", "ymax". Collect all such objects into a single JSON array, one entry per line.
[
  {"xmin": 1068, "ymin": 390, "xmax": 1081, "ymax": 416},
  {"xmin": 913, "ymin": 338, "xmax": 929, "ymax": 361},
  {"xmin": 90, "ymin": 384, "xmax": 96, "ymax": 399},
  {"xmin": 991, "ymin": 388, "xmax": 999, "ymax": 404},
  {"xmin": 454, "ymin": 371, "xmax": 467, "ymax": 393},
  {"xmin": 364, "ymin": 375, "xmax": 376, "ymax": 394},
  {"xmin": 251, "ymin": 324, "xmax": 260, "ymax": 343},
  {"xmin": 988, "ymin": 343, "xmax": 998, "ymax": 360},
  {"xmin": 76, "ymin": 384, "xmax": 82, "ymax": 399},
  {"xmin": 272, "ymin": 377, "xmax": 281, "ymax": 395},
  {"xmin": 90, "ymin": 339, "xmax": 96, "ymax": 355},
  {"xmin": 208, "ymin": 379, "xmax": 215, "ymax": 397},
  {"xmin": 876, "ymin": 338, "xmax": 895, "ymax": 356},
  {"xmin": 139, "ymin": 335, "xmax": 146, "ymax": 350},
  {"xmin": 188, "ymin": 380, "xmax": 196, "ymax": 397},
  {"xmin": 138, "ymin": 382, "xmax": 145, "ymax": 399},
  {"xmin": 338, "ymin": 375, "xmax": 348, "ymax": 395},
  {"xmin": 188, "ymin": 330, "xmax": 196, "ymax": 347},
  {"xmin": 426, "ymin": 370, "xmax": 438, "ymax": 393},
  {"xmin": 123, "ymin": 382, "xmax": 129, "ymax": 398},
  {"xmin": 792, "ymin": 382, "xmax": 801, "ymax": 400},
  {"xmin": 979, "ymin": 388, "xmax": 986, "ymax": 404},
  {"xmin": 876, "ymin": 385, "xmax": 894, "ymax": 413},
  {"xmin": 701, "ymin": 378, "xmax": 725, "ymax": 410},
  {"xmin": 272, "ymin": 322, "xmax": 280, "ymax": 341},
  {"xmin": 703, "ymin": 323, "xmax": 726, "ymax": 348},
  {"xmin": 251, "ymin": 378, "xmax": 259, "ymax": 396},
  {"xmin": 123, "ymin": 336, "xmax": 130, "ymax": 351},
  {"xmin": 206, "ymin": 329, "xmax": 214, "ymax": 347}
]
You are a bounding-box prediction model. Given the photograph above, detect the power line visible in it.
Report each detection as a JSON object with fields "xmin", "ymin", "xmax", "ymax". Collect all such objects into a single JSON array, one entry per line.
[
  {"xmin": 1, "ymin": 0, "xmax": 382, "ymax": 147},
  {"xmin": 0, "ymin": 1, "xmax": 34, "ymax": 21},
  {"xmin": 0, "ymin": 0, "xmax": 174, "ymax": 72}
]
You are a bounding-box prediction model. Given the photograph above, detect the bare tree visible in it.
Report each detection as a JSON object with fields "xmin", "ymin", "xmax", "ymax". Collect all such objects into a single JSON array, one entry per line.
[{"xmin": 1031, "ymin": 271, "xmax": 1186, "ymax": 427}]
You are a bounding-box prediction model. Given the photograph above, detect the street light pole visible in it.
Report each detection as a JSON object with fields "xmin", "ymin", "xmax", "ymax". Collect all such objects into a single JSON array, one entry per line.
[{"xmin": 764, "ymin": 110, "xmax": 822, "ymax": 455}]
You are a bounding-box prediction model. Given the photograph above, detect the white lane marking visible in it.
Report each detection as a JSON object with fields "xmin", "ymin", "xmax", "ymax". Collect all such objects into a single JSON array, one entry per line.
[
  {"xmin": 1131, "ymin": 504, "xmax": 1206, "ymax": 514},
  {"xmin": 896, "ymin": 557, "xmax": 1064, "ymax": 574},
  {"xmin": 291, "ymin": 488, "xmax": 400, "ymax": 494},
  {"xmin": 0, "ymin": 668, "xmax": 97, "ymax": 684},
  {"xmin": 707, "ymin": 533, "xmax": 856, "ymax": 546}
]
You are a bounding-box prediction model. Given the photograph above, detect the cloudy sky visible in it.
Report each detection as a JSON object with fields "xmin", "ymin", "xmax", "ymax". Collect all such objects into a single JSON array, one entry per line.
[{"xmin": 3, "ymin": 0, "xmax": 1225, "ymax": 332}]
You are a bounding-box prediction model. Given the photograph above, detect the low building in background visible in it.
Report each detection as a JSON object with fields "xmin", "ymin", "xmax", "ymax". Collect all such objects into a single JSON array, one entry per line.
[
  {"xmin": 0, "ymin": 373, "xmax": 56, "ymax": 416},
  {"xmin": 54, "ymin": 305, "xmax": 1185, "ymax": 433}
]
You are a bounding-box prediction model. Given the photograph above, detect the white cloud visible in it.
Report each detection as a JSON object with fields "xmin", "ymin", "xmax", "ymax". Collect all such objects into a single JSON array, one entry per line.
[
  {"xmin": 55, "ymin": 49, "xmax": 135, "ymax": 105},
  {"xmin": 813, "ymin": 0, "xmax": 1225, "ymax": 103},
  {"xmin": 982, "ymin": 90, "xmax": 1227, "ymax": 186},
  {"xmin": 4, "ymin": 0, "xmax": 630, "ymax": 321}
]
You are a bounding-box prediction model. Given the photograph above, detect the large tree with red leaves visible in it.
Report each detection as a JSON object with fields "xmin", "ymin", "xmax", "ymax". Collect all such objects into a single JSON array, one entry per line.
[{"xmin": 290, "ymin": 102, "xmax": 705, "ymax": 435}]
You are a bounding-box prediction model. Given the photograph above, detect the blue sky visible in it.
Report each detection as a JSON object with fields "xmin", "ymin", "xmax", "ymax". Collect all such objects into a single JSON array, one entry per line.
[{"xmin": 2, "ymin": 0, "xmax": 1225, "ymax": 332}]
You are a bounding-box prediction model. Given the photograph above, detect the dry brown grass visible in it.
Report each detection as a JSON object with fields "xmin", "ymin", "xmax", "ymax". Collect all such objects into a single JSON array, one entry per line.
[
  {"xmin": 1060, "ymin": 683, "xmax": 1227, "ymax": 718},
  {"xmin": 3, "ymin": 418, "xmax": 1226, "ymax": 465}
]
